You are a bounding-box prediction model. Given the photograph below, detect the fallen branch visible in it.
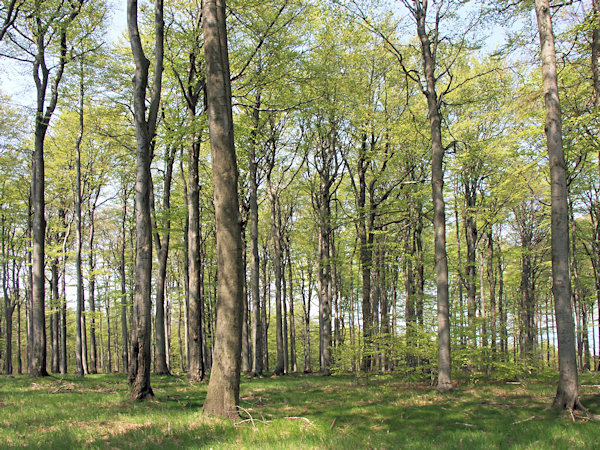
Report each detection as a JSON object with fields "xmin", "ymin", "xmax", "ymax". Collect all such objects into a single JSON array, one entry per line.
[
  {"xmin": 513, "ymin": 415, "xmax": 536, "ymax": 425},
  {"xmin": 284, "ymin": 416, "xmax": 313, "ymax": 425},
  {"xmin": 236, "ymin": 406, "xmax": 258, "ymax": 429}
]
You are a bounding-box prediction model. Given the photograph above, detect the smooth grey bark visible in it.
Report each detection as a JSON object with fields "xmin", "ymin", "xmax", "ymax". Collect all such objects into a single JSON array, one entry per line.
[
  {"xmin": 240, "ymin": 231, "xmax": 251, "ymax": 373},
  {"xmin": 267, "ymin": 175, "xmax": 285, "ymax": 375},
  {"xmin": 286, "ymin": 239, "xmax": 297, "ymax": 373},
  {"xmin": 535, "ymin": 0, "xmax": 583, "ymax": 411},
  {"xmin": 202, "ymin": 0, "xmax": 244, "ymax": 420},
  {"xmin": 127, "ymin": 0, "xmax": 163, "ymax": 400},
  {"xmin": 88, "ymin": 192, "xmax": 100, "ymax": 374},
  {"xmin": 412, "ymin": 0, "xmax": 452, "ymax": 392},
  {"xmin": 152, "ymin": 145, "xmax": 176, "ymax": 375},
  {"xmin": 463, "ymin": 177, "xmax": 477, "ymax": 351},
  {"xmin": 30, "ymin": 0, "xmax": 83, "ymax": 377},
  {"xmin": 187, "ymin": 137, "xmax": 205, "ymax": 382},
  {"xmin": 120, "ymin": 190, "xmax": 129, "ymax": 373},
  {"xmin": 50, "ymin": 257, "xmax": 59, "ymax": 373},
  {"xmin": 249, "ymin": 97, "xmax": 263, "ymax": 377},
  {"xmin": 300, "ymin": 266, "xmax": 312, "ymax": 373}
]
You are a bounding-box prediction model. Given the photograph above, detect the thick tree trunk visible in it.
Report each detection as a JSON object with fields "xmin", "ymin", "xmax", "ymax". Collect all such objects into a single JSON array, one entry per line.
[
  {"xmin": 202, "ymin": 0, "xmax": 244, "ymax": 420},
  {"xmin": 127, "ymin": 0, "xmax": 163, "ymax": 400},
  {"xmin": 535, "ymin": 0, "xmax": 583, "ymax": 411},
  {"xmin": 414, "ymin": 2, "xmax": 452, "ymax": 392}
]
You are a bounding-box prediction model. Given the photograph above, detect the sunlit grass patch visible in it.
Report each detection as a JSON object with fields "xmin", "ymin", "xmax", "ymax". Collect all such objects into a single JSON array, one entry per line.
[{"xmin": 0, "ymin": 372, "xmax": 598, "ymax": 448}]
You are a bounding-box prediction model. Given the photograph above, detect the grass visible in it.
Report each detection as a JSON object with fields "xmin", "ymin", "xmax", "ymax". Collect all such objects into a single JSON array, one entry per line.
[{"xmin": 0, "ymin": 371, "xmax": 599, "ymax": 449}]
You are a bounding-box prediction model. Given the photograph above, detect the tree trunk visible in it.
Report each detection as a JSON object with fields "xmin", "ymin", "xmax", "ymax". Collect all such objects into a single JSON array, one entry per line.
[
  {"xmin": 153, "ymin": 145, "xmax": 176, "ymax": 375},
  {"xmin": 535, "ymin": 0, "xmax": 583, "ymax": 411},
  {"xmin": 249, "ymin": 98, "xmax": 262, "ymax": 376},
  {"xmin": 287, "ymin": 241, "xmax": 297, "ymax": 373},
  {"xmin": 88, "ymin": 199, "xmax": 98, "ymax": 375},
  {"xmin": 268, "ymin": 177, "xmax": 285, "ymax": 375},
  {"xmin": 120, "ymin": 191, "xmax": 129, "ymax": 374},
  {"xmin": 202, "ymin": 0, "xmax": 244, "ymax": 420},
  {"xmin": 187, "ymin": 138, "xmax": 205, "ymax": 382},
  {"xmin": 127, "ymin": 0, "xmax": 163, "ymax": 400},
  {"xmin": 464, "ymin": 179, "xmax": 477, "ymax": 352},
  {"xmin": 50, "ymin": 258, "xmax": 59, "ymax": 373},
  {"xmin": 241, "ymin": 232, "xmax": 251, "ymax": 373},
  {"xmin": 414, "ymin": 2, "xmax": 452, "ymax": 392},
  {"xmin": 300, "ymin": 267, "xmax": 312, "ymax": 373}
]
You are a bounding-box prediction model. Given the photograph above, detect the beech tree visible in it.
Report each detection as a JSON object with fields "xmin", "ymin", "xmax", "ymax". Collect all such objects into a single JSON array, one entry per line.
[
  {"xmin": 534, "ymin": 0, "xmax": 584, "ymax": 412},
  {"xmin": 127, "ymin": 0, "xmax": 164, "ymax": 399},
  {"xmin": 202, "ymin": 0, "xmax": 245, "ymax": 420}
]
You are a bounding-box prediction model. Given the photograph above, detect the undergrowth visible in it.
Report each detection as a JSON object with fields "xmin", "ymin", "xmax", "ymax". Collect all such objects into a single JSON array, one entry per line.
[{"xmin": 0, "ymin": 372, "xmax": 598, "ymax": 448}]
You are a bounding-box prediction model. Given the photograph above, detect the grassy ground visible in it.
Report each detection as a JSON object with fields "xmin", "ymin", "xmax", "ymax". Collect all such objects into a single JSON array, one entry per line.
[{"xmin": 0, "ymin": 371, "xmax": 599, "ymax": 449}]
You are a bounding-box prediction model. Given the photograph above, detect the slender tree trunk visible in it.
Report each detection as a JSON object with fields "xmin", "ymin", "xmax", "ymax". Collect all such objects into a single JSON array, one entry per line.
[
  {"xmin": 414, "ymin": 2, "xmax": 452, "ymax": 392},
  {"xmin": 60, "ymin": 244, "xmax": 67, "ymax": 374},
  {"xmin": 261, "ymin": 246, "xmax": 269, "ymax": 371},
  {"xmin": 202, "ymin": 0, "xmax": 244, "ymax": 420},
  {"xmin": 241, "ymin": 232, "xmax": 251, "ymax": 373},
  {"xmin": 487, "ymin": 231, "xmax": 497, "ymax": 358},
  {"xmin": 187, "ymin": 138, "xmax": 205, "ymax": 381},
  {"xmin": 120, "ymin": 191, "xmax": 129, "ymax": 374},
  {"xmin": 287, "ymin": 241, "xmax": 297, "ymax": 373},
  {"xmin": 153, "ymin": 146, "xmax": 176, "ymax": 375},
  {"xmin": 127, "ymin": 0, "xmax": 163, "ymax": 400},
  {"xmin": 268, "ymin": 177, "xmax": 285, "ymax": 375},
  {"xmin": 283, "ymin": 258, "xmax": 289, "ymax": 374},
  {"xmin": 249, "ymin": 98, "xmax": 262, "ymax": 376},
  {"xmin": 317, "ymin": 173, "xmax": 333, "ymax": 376},
  {"xmin": 464, "ymin": 180, "xmax": 477, "ymax": 352},
  {"xmin": 50, "ymin": 258, "xmax": 59, "ymax": 373},
  {"xmin": 535, "ymin": 0, "xmax": 583, "ymax": 411},
  {"xmin": 88, "ymin": 200, "xmax": 98, "ymax": 375}
]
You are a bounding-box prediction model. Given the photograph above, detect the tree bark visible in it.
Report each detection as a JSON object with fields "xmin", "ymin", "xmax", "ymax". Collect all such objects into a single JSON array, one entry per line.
[
  {"xmin": 535, "ymin": 0, "xmax": 583, "ymax": 411},
  {"xmin": 187, "ymin": 138, "xmax": 205, "ymax": 382},
  {"xmin": 30, "ymin": 0, "xmax": 81, "ymax": 377},
  {"xmin": 249, "ymin": 97, "xmax": 263, "ymax": 377},
  {"xmin": 287, "ymin": 239, "xmax": 297, "ymax": 373},
  {"xmin": 414, "ymin": 1, "xmax": 452, "ymax": 392},
  {"xmin": 127, "ymin": 0, "xmax": 163, "ymax": 400},
  {"xmin": 202, "ymin": 0, "xmax": 244, "ymax": 420},
  {"xmin": 120, "ymin": 190, "xmax": 129, "ymax": 374},
  {"xmin": 153, "ymin": 145, "xmax": 176, "ymax": 375},
  {"xmin": 268, "ymin": 176, "xmax": 285, "ymax": 375}
]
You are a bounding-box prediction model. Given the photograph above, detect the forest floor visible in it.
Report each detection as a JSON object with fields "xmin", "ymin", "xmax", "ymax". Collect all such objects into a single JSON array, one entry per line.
[{"xmin": 0, "ymin": 371, "xmax": 599, "ymax": 449}]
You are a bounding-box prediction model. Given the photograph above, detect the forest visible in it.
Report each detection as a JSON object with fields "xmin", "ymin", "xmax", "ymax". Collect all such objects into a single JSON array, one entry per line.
[{"xmin": 0, "ymin": 0, "xmax": 599, "ymax": 442}]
